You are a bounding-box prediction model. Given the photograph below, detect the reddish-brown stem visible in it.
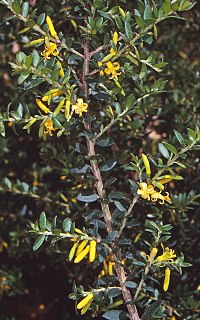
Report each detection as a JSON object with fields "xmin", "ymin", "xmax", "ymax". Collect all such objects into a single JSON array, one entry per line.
[{"xmin": 83, "ymin": 38, "xmax": 141, "ymax": 320}]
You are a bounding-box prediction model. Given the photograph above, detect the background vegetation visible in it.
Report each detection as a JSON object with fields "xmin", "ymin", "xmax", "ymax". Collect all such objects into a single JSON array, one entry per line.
[{"xmin": 0, "ymin": 0, "xmax": 199, "ymax": 319}]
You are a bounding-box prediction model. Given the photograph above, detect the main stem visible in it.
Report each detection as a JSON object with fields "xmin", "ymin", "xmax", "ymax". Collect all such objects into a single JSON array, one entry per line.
[{"xmin": 83, "ymin": 39, "xmax": 140, "ymax": 320}]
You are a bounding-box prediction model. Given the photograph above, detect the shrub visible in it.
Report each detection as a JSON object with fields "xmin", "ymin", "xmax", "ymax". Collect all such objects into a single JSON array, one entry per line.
[{"xmin": 0, "ymin": 0, "xmax": 199, "ymax": 319}]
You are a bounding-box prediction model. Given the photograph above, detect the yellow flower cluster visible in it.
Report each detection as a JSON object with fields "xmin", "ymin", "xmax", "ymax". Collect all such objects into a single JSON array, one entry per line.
[
  {"xmin": 98, "ymin": 61, "xmax": 121, "ymax": 81},
  {"xmin": 43, "ymin": 118, "xmax": 56, "ymax": 136},
  {"xmin": 149, "ymin": 245, "xmax": 176, "ymax": 292},
  {"xmin": 98, "ymin": 31, "xmax": 121, "ymax": 81},
  {"xmin": 69, "ymin": 232, "xmax": 97, "ymax": 264},
  {"xmin": 98, "ymin": 257, "xmax": 125, "ymax": 278},
  {"xmin": 137, "ymin": 182, "xmax": 171, "ymax": 204},
  {"xmin": 41, "ymin": 41, "xmax": 59, "ymax": 60},
  {"xmin": 77, "ymin": 293, "xmax": 94, "ymax": 315},
  {"xmin": 72, "ymin": 98, "xmax": 88, "ymax": 117}
]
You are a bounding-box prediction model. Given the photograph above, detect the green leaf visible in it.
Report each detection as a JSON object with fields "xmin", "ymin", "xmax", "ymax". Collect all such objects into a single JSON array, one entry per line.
[
  {"xmin": 26, "ymin": 19, "xmax": 35, "ymax": 28},
  {"xmin": 63, "ymin": 218, "xmax": 72, "ymax": 233},
  {"xmin": 12, "ymin": 1, "xmax": 21, "ymax": 14},
  {"xmin": 162, "ymin": 142, "xmax": 178, "ymax": 155},
  {"xmin": 37, "ymin": 13, "xmax": 45, "ymax": 26},
  {"xmin": 33, "ymin": 235, "xmax": 45, "ymax": 251},
  {"xmin": 70, "ymin": 165, "xmax": 90, "ymax": 174},
  {"xmin": 158, "ymin": 143, "xmax": 170, "ymax": 159},
  {"xmin": 141, "ymin": 301, "xmax": 163, "ymax": 320},
  {"xmin": 25, "ymin": 55, "xmax": 33, "ymax": 67},
  {"xmin": 76, "ymin": 193, "xmax": 98, "ymax": 202},
  {"xmin": 96, "ymin": 137, "xmax": 115, "ymax": 147},
  {"xmin": 135, "ymin": 15, "xmax": 146, "ymax": 29},
  {"xmin": 103, "ymin": 310, "xmax": 124, "ymax": 320},
  {"xmin": 187, "ymin": 128, "xmax": 196, "ymax": 141},
  {"xmin": 173, "ymin": 130, "xmax": 185, "ymax": 145},
  {"xmin": 21, "ymin": 2, "xmax": 29, "ymax": 17},
  {"xmin": 107, "ymin": 288, "xmax": 122, "ymax": 298},
  {"xmin": 0, "ymin": 114, "xmax": 5, "ymax": 137},
  {"xmin": 39, "ymin": 211, "xmax": 46, "ymax": 230},
  {"xmin": 139, "ymin": 63, "xmax": 147, "ymax": 79},
  {"xmin": 125, "ymin": 281, "xmax": 137, "ymax": 288},
  {"xmin": 144, "ymin": 5, "xmax": 152, "ymax": 20},
  {"xmin": 125, "ymin": 94, "xmax": 136, "ymax": 108},
  {"xmin": 163, "ymin": 0, "xmax": 171, "ymax": 15},
  {"xmin": 125, "ymin": 12, "xmax": 133, "ymax": 40},
  {"xmin": 32, "ymin": 50, "xmax": 41, "ymax": 67},
  {"xmin": 100, "ymin": 160, "xmax": 117, "ymax": 172},
  {"xmin": 18, "ymin": 71, "xmax": 30, "ymax": 84}
]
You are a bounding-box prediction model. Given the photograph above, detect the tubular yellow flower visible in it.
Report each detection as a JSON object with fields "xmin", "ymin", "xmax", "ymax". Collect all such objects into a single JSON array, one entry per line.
[
  {"xmin": 108, "ymin": 261, "xmax": 115, "ymax": 276},
  {"xmin": 151, "ymin": 191, "xmax": 171, "ymax": 204},
  {"xmin": 163, "ymin": 268, "xmax": 171, "ymax": 292},
  {"xmin": 77, "ymin": 293, "xmax": 94, "ymax": 310},
  {"xmin": 197, "ymin": 284, "xmax": 200, "ymax": 291},
  {"xmin": 74, "ymin": 228, "xmax": 85, "ymax": 235},
  {"xmin": 137, "ymin": 182, "xmax": 155, "ymax": 200},
  {"xmin": 36, "ymin": 98, "xmax": 50, "ymax": 113},
  {"xmin": 42, "ymin": 90, "xmax": 63, "ymax": 102},
  {"xmin": 72, "ymin": 98, "xmax": 88, "ymax": 117},
  {"xmin": 53, "ymin": 98, "xmax": 65, "ymax": 117},
  {"xmin": 24, "ymin": 38, "xmax": 44, "ymax": 47},
  {"xmin": 44, "ymin": 118, "xmax": 56, "ymax": 136},
  {"xmin": 148, "ymin": 247, "xmax": 158, "ymax": 262},
  {"xmin": 80, "ymin": 300, "xmax": 92, "ymax": 315},
  {"xmin": 65, "ymin": 99, "xmax": 71, "ymax": 120},
  {"xmin": 104, "ymin": 61, "xmax": 121, "ymax": 80},
  {"xmin": 157, "ymin": 178, "xmax": 172, "ymax": 184},
  {"xmin": 69, "ymin": 242, "xmax": 79, "ymax": 261},
  {"xmin": 74, "ymin": 245, "xmax": 90, "ymax": 263},
  {"xmin": 57, "ymin": 61, "xmax": 65, "ymax": 77},
  {"xmin": 41, "ymin": 42, "xmax": 59, "ymax": 60},
  {"xmin": 142, "ymin": 153, "xmax": 151, "ymax": 176},
  {"xmin": 46, "ymin": 16, "xmax": 58, "ymax": 39},
  {"xmin": 76, "ymin": 240, "xmax": 88, "ymax": 257},
  {"xmin": 156, "ymin": 245, "xmax": 176, "ymax": 262},
  {"xmin": 112, "ymin": 31, "xmax": 119, "ymax": 45},
  {"xmin": 89, "ymin": 240, "xmax": 96, "ymax": 262}
]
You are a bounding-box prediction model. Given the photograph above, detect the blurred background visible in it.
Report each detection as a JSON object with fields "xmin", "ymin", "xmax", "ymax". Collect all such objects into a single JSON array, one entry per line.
[{"xmin": 0, "ymin": 1, "xmax": 200, "ymax": 319}]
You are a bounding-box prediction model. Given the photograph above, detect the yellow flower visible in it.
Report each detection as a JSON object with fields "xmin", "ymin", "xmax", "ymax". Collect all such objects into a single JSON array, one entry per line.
[
  {"xmin": 197, "ymin": 284, "xmax": 200, "ymax": 291},
  {"xmin": 137, "ymin": 182, "xmax": 171, "ymax": 204},
  {"xmin": 151, "ymin": 191, "xmax": 171, "ymax": 204},
  {"xmin": 112, "ymin": 31, "xmax": 119, "ymax": 46},
  {"xmin": 69, "ymin": 242, "xmax": 79, "ymax": 261},
  {"xmin": 89, "ymin": 240, "xmax": 97, "ymax": 262},
  {"xmin": 44, "ymin": 118, "xmax": 56, "ymax": 136},
  {"xmin": 57, "ymin": 61, "xmax": 65, "ymax": 77},
  {"xmin": 46, "ymin": 16, "xmax": 58, "ymax": 39},
  {"xmin": 76, "ymin": 240, "xmax": 88, "ymax": 257},
  {"xmin": 104, "ymin": 61, "xmax": 121, "ymax": 80},
  {"xmin": 72, "ymin": 98, "xmax": 88, "ymax": 117},
  {"xmin": 36, "ymin": 98, "xmax": 50, "ymax": 114},
  {"xmin": 142, "ymin": 153, "xmax": 151, "ymax": 176},
  {"xmin": 0, "ymin": 240, "xmax": 8, "ymax": 252},
  {"xmin": 74, "ymin": 245, "xmax": 90, "ymax": 263},
  {"xmin": 41, "ymin": 42, "xmax": 59, "ymax": 60},
  {"xmin": 163, "ymin": 267, "xmax": 171, "ymax": 291},
  {"xmin": 148, "ymin": 247, "xmax": 158, "ymax": 262},
  {"xmin": 137, "ymin": 182, "xmax": 155, "ymax": 201},
  {"xmin": 77, "ymin": 293, "xmax": 94, "ymax": 315},
  {"xmin": 42, "ymin": 89, "xmax": 63, "ymax": 102},
  {"xmin": 98, "ymin": 258, "xmax": 125, "ymax": 278},
  {"xmin": 156, "ymin": 245, "xmax": 176, "ymax": 262}
]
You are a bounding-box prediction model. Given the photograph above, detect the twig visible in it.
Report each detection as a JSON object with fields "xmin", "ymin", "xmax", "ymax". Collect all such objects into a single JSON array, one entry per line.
[{"xmin": 118, "ymin": 195, "xmax": 140, "ymax": 238}]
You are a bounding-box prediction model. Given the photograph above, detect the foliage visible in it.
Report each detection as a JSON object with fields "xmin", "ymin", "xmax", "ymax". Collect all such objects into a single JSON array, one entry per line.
[{"xmin": 0, "ymin": 0, "xmax": 199, "ymax": 319}]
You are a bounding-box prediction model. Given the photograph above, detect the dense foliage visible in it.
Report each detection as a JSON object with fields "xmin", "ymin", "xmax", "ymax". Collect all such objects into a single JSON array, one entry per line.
[{"xmin": 0, "ymin": 0, "xmax": 199, "ymax": 319}]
